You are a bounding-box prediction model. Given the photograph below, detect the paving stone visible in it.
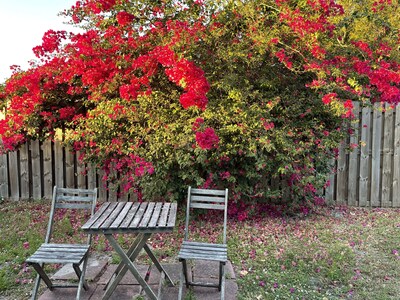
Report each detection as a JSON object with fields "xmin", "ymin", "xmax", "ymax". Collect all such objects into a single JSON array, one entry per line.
[
  {"xmin": 185, "ymin": 280, "xmax": 238, "ymax": 300},
  {"xmin": 51, "ymin": 257, "xmax": 109, "ymax": 281},
  {"xmin": 147, "ymin": 263, "xmax": 190, "ymax": 285},
  {"xmin": 38, "ymin": 283, "xmax": 96, "ymax": 300},
  {"xmin": 97, "ymin": 264, "xmax": 150, "ymax": 285},
  {"xmin": 193, "ymin": 260, "xmax": 236, "ymax": 280},
  {"xmin": 89, "ymin": 284, "xmax": 142, "ymax": 300}
]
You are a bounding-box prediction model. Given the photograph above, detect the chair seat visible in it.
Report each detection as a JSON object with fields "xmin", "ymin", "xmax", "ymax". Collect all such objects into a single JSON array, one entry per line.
[
  {"xmin": 178, "ymin": 241, "xmax": 227, "ymax": 262},
  {"xmin": 26, "ymin": 243, "xmax": 90, "ymax": 265}
]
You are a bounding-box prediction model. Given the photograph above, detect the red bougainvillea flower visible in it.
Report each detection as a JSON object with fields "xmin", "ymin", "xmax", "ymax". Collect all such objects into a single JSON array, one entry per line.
[
  {"xmin": 195, "ymin": 127, "xmax": 219, "ymax": 149},
  {"xmin": 116, "ymin": 11, "xmax": 135, "ymax": 26},
  {"xmin": 322, "ymin": 93, "xmax": 337, "ymax": 104}
]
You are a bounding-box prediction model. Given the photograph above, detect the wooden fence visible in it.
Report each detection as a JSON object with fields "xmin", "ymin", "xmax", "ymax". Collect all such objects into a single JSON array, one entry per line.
[{"xmin": 1, "ymin": 102, "xmax": 399, "ymax": 206}]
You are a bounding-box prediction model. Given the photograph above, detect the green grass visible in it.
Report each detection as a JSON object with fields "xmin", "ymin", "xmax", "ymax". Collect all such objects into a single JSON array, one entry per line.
[{"xmin": 1, "ymin": 200, "xmax": 400, "ymax": 299}]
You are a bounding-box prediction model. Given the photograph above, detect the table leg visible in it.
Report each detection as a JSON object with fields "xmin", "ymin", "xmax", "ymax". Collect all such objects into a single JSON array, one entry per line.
[
  {"xmin": 103, "ymin": 234, "xmax": 158, "ymax": 300},
  {"xmin": 104, "ymin": 233, "xmax": 144, "ymax": 291},
  {"xmin": 143, "ymin": 244, "xmax": 174, "ymax": 286}
]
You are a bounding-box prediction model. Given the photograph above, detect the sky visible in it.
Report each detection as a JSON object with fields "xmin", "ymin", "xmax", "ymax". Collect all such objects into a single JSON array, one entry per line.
[{"xmin": 0, "ymin": 0, "xmax": 79, "ymax": 83}]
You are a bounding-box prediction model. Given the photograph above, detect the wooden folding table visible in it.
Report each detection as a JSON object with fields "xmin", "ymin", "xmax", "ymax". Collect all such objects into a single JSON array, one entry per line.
[{"xmin": 81, "ymin": 201, "xmax": 177, "ymax": 300}]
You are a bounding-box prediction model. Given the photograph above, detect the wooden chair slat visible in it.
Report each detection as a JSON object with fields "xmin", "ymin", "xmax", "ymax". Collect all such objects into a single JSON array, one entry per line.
[{"xmin": 191, "ymin": 195, "xmax": 226, "ymax": 203}]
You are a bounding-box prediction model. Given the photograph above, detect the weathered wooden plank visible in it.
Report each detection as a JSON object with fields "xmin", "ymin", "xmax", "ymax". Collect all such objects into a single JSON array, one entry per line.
[
  {"xmin": 359, "ymin": 106, "xmax": 372, "ymax": 207},
  {"xmin": 120, "ymin": 202, "xmax": 141, "ymax": 228},
  {"xmin": 348, "ymin": 102, "xmax": 360, "ymax": 206},
  {"xmin": 371, "ymin": 103, "xmax": 382, "ymax": 207},
  {"xmin": 381, "ymin": 103, "xmax": 394, "ymax": 207},
  {"xmin": 191, "ymin": 188, "xmax": 226, "ymax": 196},
  {"xmin": 336, "ymin": 141, "xmax": 347, "ymax": 204},
  {"xmin": 81, "ymin": 202, "xmax": 111, "ymax": 230},
  {"xmin": 0, "ymin": 144, "xmax": 9, "ymax": 199},
  {"xmin": 76, "ymin": 151, "xmax": 86, "ymax": 189},
  {"xmin": 100, "ymin": 202, "xmax": 126, "ymax": 229},
  {"xmin": 31, "ymin": 140, "xmax": 42, "ymax": 200},
  {"xmin": 167, "ymin": 203, "xmax": 177, "ymax": 227},
  {"xmin": 87, "ymin": 163, "xmax": 97, "ymax": 190},
  {"xmin": 130, "ymin": 202, "xmax": 148, "ymax": 228},
  {"xmin": 91, "ymin": 202, "xmax": 118, "ymax": 229},
  {"xmin": 324, "ymin": 160, "xmax": 336, "ymax": 204},
  {"xmin": 191, "ymin": 195, "xmax": 226, "ymax": 203},
  {"xmin": 157, "ymin": 203, "xmax": 170, "ymax": 227},
  {"xmin": 20, "ymin": 143, "xmax": 30, "ymax": 199},
  {"xmin": 54, "ymin": 136, "xmax": 64, "ymax": 188},
  {"xmin": 148, "ymin": 202, "xmax": 163, "ymax": 228},
  {"xmin": 8, "ymin": 150, "xmax": 19, "ymax": 200},
  {"xmin": 65, "ymin": 147, "xmax": 75, "ymax": 188},
  {"xmin": 41, "ymin": 139, "xmax": 53, "ymax": 199},
  {"xmin": 393, "ymin": 105, "xmax": 400, "ymax": 207},
  {"xmin": 97, "ymin": 169, "xmax": 107, "ymax": 201},
  {"xmin": 110, "ymin": 202, "xmax": 133, "ymax": 229},
  {"xmin": 139, "ymin": 202, "xmax": 156, "ymax": 227}
]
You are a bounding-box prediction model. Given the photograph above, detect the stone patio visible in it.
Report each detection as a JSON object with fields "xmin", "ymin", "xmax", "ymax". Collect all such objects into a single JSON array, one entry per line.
[{"xmin": 37, "ymin": 256, "xmax": 238, "ymax": 299}]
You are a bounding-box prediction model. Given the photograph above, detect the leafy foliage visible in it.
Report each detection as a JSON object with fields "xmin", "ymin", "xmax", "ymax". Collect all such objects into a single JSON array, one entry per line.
[{"xmin": 0, "ymin": 0, "xmax": 399, "ymax": 215}]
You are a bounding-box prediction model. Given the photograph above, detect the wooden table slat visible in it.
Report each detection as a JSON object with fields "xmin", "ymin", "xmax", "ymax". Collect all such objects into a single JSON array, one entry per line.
[
  {"xmin": 148, "ymin": 202, "xmax": 163, "ymax": 228},
  {"xmin": 100, "ymin": 202, "xmax": 127, "ymax": 229},
  {"xmin": 119, "ymin": 202, "xmax": 140, "ymax": 228},
  {"xmin": 157, "ymin": 203, "xmax": 170, "ymax": 227},
  {"xmin": 138, "ymin": 202, "xmax": 156, "ymax": 228},
  {"xmin": 129, "ymin": 202, "xmax": 148, "ymax": 228},
  {"xmin": 109, "ymin": 202, "xmax": 133, "ymax": 229},
  {"xmin": 167, "ymin": 203, "xmax": 177, "ymax": 228},
  {"xmin": 91, "ymin": 202, "xmax": 119, "ymax": 229},
  {"xmin": 81, "ymin": 202, "xmax": 111, "ymax": 230}
]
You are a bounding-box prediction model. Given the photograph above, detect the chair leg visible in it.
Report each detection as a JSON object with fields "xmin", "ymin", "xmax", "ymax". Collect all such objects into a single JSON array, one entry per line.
[
  {"xmin": 75, "ymin": 255, "xmax": 90, "ymax": 300},
  {"xmin": 30, "ymin": 263, "xmax": 53, "ymax": 290},
  {"xmin": 182, "ymin": 259, "xmax": 190, "ymax": 288},
  {"xmin": 178, "ymin": 260, "xmax": 186, "ymax": 300},
  {"xmin": 220, "ymin": 263, "xmax": 226, "ymax": 300},
  {"xmin": 30, "ymin": 273, "xmax": 41, "ymax": 300}
]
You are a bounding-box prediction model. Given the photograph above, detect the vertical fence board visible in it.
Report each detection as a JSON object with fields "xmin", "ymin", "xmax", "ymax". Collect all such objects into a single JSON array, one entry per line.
[
  {"xmin": 359, "ymin": 106, "xmax": 372, "ymax": 207},
  {"xmin": 348, "ymin": 102, "xmax": 360, "ymax": 206},
  {"xmin": 20, "ymin": 143, "xmax": 30, "ymax": 199},
  {"xmin": 87, "ymin": 164, "xmax": 97, "ymax": 190},
  {"xmin": 54, "ymin": 139, "xmax": 64, "ymax": 188},
  {"xmin": 42, "ymin": 139, "xmax": 53, "ymax": 199},
  {"xmin": 31, "ymin": 140, "xmax": 42, "ymax": 199},
  {"xmin": 97, "ymin": 169, "xmax": 107, "ymax": 201},
  {"xmin": 336, "ymin": 141, "xmax": 347, "ymax": 204},
  {"xmin": 0, "ymin": 149, "xmax": 8, "ymax": 199},
  {"xmin": 381, "ymin": 104, "xmax": 394, "ymax": 207},
  {"xmin": 371, "ymin": 103, "xmax": 382, "ymax": 207},
  {"xmin": 65, "ymin": 147, "xmax": 75, "ymax": 188},
  {"xmin": 76, "ymin": 152, "xmax": 86, "ymax": 189},
  {"xmin": 393, "ymin": 105, "xmax": 400, "ymax": 207},
  {"xmin": 8, "ymin": 151, "xmax": 19, "ymax": 200}
]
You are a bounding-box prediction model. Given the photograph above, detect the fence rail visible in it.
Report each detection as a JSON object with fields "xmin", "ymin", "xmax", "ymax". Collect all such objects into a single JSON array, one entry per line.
[{"xmin": 1, "ymin": 103, "xmax": 399, "ymax": 206}]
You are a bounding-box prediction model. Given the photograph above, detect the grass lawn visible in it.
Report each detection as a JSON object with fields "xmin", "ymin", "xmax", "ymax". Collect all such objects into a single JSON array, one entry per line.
[{"xmin": 0, "ymin": 199, "xmax": 400, "ymax": 299}]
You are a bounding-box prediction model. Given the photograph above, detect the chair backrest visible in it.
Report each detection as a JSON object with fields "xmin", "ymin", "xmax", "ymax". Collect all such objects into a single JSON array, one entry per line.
[
  {"xmin": 45, "ymin": 186, "xmax": 98, "ymax": 244},
  {"xmin": 184, "ymin": 186, "xmax": 228, "ymax": 244}
]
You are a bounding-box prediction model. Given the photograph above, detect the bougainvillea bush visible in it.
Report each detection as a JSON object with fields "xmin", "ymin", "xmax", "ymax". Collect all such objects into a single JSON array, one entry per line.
[{"xmin": 0, "ymin": 0, "xmax": 399, "ymax": 216}]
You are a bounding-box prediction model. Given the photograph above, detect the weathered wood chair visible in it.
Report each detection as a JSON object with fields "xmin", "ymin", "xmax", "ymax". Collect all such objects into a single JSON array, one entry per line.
[
  {"xmin": 177, "ymin": 186, "xmax": 229, "ymax": 300},
  {"xmin": 26, "ymin": 186, "xmax": 97, "ymax": 300}
]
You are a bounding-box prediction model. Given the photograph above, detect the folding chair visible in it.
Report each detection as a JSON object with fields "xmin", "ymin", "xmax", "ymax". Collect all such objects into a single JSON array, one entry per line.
[
  {"xmin": 26, "ymin": 186, "xmax": 97, "ymax": 300},
  {"xmin": 177, "ymin": 186, "xmax": 229, "ymax": 300}
]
